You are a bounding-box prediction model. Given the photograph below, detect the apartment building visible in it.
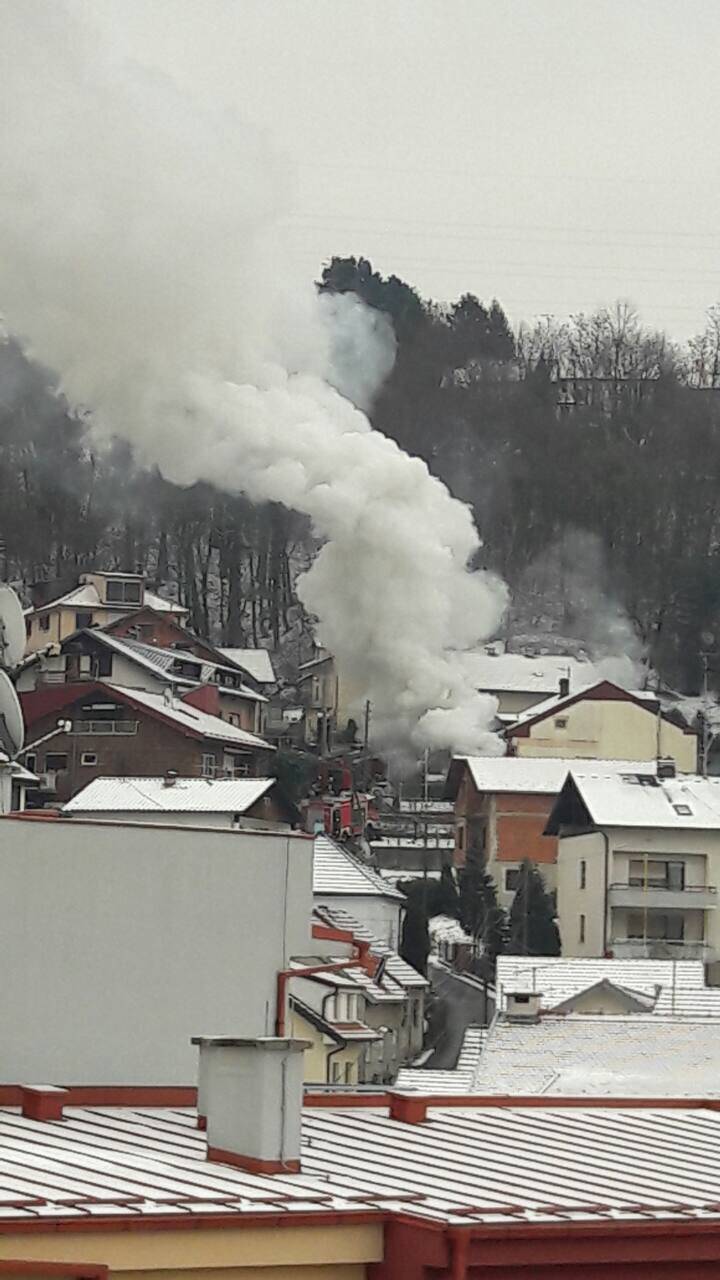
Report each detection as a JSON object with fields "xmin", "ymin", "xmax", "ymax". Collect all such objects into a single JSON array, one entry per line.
[{"xmin": 547, "ymin": 764, "xmax": 720, "ymax": 969}]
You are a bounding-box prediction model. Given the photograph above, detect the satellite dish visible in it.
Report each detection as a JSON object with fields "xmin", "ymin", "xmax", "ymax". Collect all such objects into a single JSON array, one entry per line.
[
  {"xmin": 0, "ymin": 586, "xmax": 26, "ymax": 670},
  {"xmin": 0, "ymin": 669, "xmax": 24, "ymax": 756}
]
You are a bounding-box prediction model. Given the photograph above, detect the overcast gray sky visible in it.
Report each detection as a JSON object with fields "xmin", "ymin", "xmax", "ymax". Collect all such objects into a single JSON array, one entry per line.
[{"xmin": 103, "ymin": 0, "xmax": 720, "ymax": 339}]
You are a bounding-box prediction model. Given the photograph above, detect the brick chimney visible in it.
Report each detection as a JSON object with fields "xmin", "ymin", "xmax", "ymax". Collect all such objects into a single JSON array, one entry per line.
[
  {"xmin": 192, "ymin": 1036, "xmax": 310, "ymax": 1173},
  {"xmin": 182, "ymin": 685, "xmax": 220, "ymax": 717},
  {"xmin": 558, "ymin": 675, "xmax": 570, "ymax": 698}
]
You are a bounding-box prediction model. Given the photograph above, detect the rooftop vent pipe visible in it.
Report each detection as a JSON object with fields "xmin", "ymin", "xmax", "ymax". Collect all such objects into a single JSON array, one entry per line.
[{"xmin": 657, "ymin": 757, "xmax": 676, "ymax": 779}]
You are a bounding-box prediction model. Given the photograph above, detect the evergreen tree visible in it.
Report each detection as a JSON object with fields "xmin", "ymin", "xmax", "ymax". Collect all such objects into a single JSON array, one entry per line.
[
  {"xmin": 400, "ymin": 884, "xmax": 431, "ymax": 976},
  {"xmin": 508, "ymin": 860, "xmax": 561, "ymax": 956},
  {"xmin": 436, "ymin": 863, "xmax": 460, "ymax": 919},
  {"xmin": 458, "ymin": 849, "xmax": 507, "ymax": 962}
]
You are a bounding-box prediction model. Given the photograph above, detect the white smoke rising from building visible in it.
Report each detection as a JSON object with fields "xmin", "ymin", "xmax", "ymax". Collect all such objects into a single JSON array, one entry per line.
[{"xmin": 0, "ymin": 0, "xmax": 507, "ymax": 757}]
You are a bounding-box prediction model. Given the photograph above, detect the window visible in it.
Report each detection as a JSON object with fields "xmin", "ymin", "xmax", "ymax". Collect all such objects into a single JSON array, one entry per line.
[
  {"xmin": 39, "ymin": 615, "xmax": 51, "ymax": 632},
  {"xmin": 80, "ymin": 752, "xmax": 98, "ymax": 766},
  {"xmin": 25, "ymin": 619, "xmax": 32, "ymax": 637},
  {"xmin": 505, "ymin": 868, "xmax": 520, "ymax": 891},
  {"xmin": 331, "ymin": 1060, "xmax": 342, "ymax": 1084},
  {"xmin": 105, "ymin": 579, "xmax": 142, "ymax": 604},
  {"xmin": 629, "ymin": 859, "xmax": 686, "ymax": 890},
  {"xmin": 25, "ymin": 753, "xmax": 37, "ymax": 774},
  {"xmin": 554, "ymin": 717, "xmax": 568, "ymax": 729},
  {"xmin": 225, "ymin": 755, "xmax": 250, "ymax": 778},
  {"xmin": 201, "ymin": 753, "xmax": 217, "ymax": 778},
  {"xmin": 627, "ymin": 913, "xmax": 685, "ymax": 942},
  {"xmin": 45, "ymin": 753, "xmax": 68, "ymax": 772},
  {"xmin": 579, "ymin": 859, "xmax": 587, "ymax": 890},
  {"xmin": 674, "ymin": 803, "xmax": 692, "ymax": 816},
  {"xmin": 344, "ymin": 1061, "xmax": 353, "ymax": 1085},
  {"xmin": 457, "ymin": 825, "xmax": 465, "ymax": 852},
  {"xmin": 579, "ymin": 914, "xmax": 586, "ymax": 943},
  {"xmin": 75, "ymin": 611, "xmax": 93, "ymax": 630}
]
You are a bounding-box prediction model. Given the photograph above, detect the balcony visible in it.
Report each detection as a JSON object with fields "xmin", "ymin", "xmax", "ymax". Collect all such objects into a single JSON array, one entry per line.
[
  {"xmin": 611, "ymin": 938, "xmax": 712, "ymax": 962},
  {"xmin": 608, "ymin": 882, "xmax": 718, "ymax": 911}
]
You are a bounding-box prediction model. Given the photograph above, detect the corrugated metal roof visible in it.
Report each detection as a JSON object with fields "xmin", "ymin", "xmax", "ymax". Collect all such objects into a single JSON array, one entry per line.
[
  {"xmin": 313, "ymin": 835, "xmax": 405, "ymax": 901},
  {"xmin": 456, "ymin": 756, "xmax": 658, "ymax": 796},
  {"xmin": 396, "ymin": 1026, "xmax": 485, "ymax": 1093},
  {"xmin": 63, "ymin": 777, "xmax": 275, "ymax": 814},
  {"xmin": 217, "ymin": 648, "xmax": 276, "ymax": 684},
  {"xmin": 560, "ymin": 770, "xmax": 720, "ymax": 829},
  {"xmin": 3, "ymin": 1102, "xmax": 720, "ymax": 1227},
  {"xmin": 496, "ymin": 956, "xmax": 720, "ymax": 1017}
]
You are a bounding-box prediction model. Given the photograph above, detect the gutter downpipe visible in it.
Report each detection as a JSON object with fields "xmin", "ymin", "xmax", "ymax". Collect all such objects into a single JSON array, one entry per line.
[
  {"xmin": 450, "ymin": 1228, "xmax": 470, "ymax": 1279},
  {"xmin": 601, "ymin": 829, "xmax": 610, "ymax": 955},
  {"xmin": 276, "ymin": 940, "xmax": 370, "ymax": 1037}
]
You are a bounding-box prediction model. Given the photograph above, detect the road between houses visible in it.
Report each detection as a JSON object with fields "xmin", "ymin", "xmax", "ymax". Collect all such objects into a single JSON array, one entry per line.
[{"xmin": 423, "ymin": 960, "xmax": 493, "ymax": 1070}]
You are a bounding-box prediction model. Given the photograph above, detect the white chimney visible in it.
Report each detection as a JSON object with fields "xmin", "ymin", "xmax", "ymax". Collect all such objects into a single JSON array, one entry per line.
[
  {"xmin": 505, "ymin": 991, "xmax": 543, "ymax": 1023},
  {"xmin": 192, "ymin": 1036, "xmax": 310, "ymax": 1173}
]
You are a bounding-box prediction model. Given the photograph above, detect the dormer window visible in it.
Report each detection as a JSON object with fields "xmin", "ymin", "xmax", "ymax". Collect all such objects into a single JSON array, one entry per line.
[{"xmin": 105, "ymin": 579, "xmax": 142, "ymax": 605}]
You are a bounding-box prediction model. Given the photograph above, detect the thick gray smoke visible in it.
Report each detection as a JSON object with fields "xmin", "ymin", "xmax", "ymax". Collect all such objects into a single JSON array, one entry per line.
[{"xmin": 0, "ymin": 0, "xmax": 507, "ymax": 757}]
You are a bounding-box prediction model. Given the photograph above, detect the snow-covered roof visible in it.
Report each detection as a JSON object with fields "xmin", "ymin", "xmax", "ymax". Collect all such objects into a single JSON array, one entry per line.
[
  {"xmin": 396, "ymin": 1026, "xmax": 486, "ymax": 1093},
  {"xmin": 470, "ymin": 1016, "xmax": 720, "ymax": 1097},
  {"xmin": 462, "ymin": 652, "xmax": 604, "ymax": 695},
  {"xmin": 110, "ymin": 637, "xmax": 267, "ymax": 701},
  {"xmin": 551, "ymin": 769, "xmax": 720, "ymax": 831},
  {"xmin": 115, "ymin": 687, "xmax": 273, "ymax": 751},
  {"xmin": 313, "ymin": 903, "xmax": 427, "ymax": 989},
  {"xmin": 28, "ymin": 583, "xmax": 186, "ymax": 615},
  {"xmin": 428, "ymin": 915, "xmax": 473, "ymax": 947},
  {"xmin": 4, "ymin": 1098, "xmax": 720, "ymax": 1228},
  {"xmin": 496, "ymin": 956, "xmax": 720, "ymax": 1017},
  {"xmin": 454, "ymin": 755, "xmax": 658, "ymax": 796},
  {"xmin": 506, "ymin": 680, "xmax": 660, "ymax": 732},
  {"xmin": 63, "ymin": 776, "xmax": 275, "ymax": 814},
  {"xmin": 217, "ymin": 648, "xmax": 276, "ymax": 684},
  {"xmin": 313, "ymin": 834, "xmax": 405, "ymax": 901}
]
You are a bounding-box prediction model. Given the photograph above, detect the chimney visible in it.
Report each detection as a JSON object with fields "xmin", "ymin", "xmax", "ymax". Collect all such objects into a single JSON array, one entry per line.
[
  {"xmin": 20, "ymin": 1084, "xmax": 67, "ymax": 1121},
  {"xmin": 505, "ymin": 991, "xmax": 543, "ymax": 1024},
  {"xmin": 558, "ymin": 675, "xmax": 570, "ymax": 698},
  {"xmin": 163, "ymin": 770, "xmax": 178, "ymax": 788},
  {"xmin": 182, "ymin": 685, "xmax": 220, "ymax": 717},
  {"xmin": 192, "ymin": 1036, "xmax": 310, "ymax": 1173},
  {"xmin": 657, "ymin": 757, "xmax": 676, "ymax": 780}
]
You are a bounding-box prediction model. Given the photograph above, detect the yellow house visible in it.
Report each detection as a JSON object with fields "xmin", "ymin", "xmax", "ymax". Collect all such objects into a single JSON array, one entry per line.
[
  {"xmin": 24, "ymin": 572, "xmax": 187, "ymax": 655},
  {"xmin": 289, "ymin": 997, "xmax": 365, "ymax": 1086},
  {"xmin": 506, "ymin": 679, "xmax": 697, "ymax": 772},
  {"xmin": 297, "ymin": 652, "xmax": 367, "ymax": 748}
]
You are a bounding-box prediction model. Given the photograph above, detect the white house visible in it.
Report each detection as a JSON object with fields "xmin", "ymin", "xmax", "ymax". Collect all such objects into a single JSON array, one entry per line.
[{"xmin": 313, "ymin": 834, "xmax": 405, "ymax": 948}]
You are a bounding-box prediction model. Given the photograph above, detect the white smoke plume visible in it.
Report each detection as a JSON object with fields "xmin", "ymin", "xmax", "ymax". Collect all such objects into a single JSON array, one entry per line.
[{"xmin": 0, "ymin": 0, "xmax": 507, "ymax": 758}]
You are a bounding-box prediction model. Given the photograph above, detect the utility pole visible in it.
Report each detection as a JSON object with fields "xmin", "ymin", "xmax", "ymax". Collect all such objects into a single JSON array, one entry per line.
[{"xmin": 363, "ymin": 699, "xmax": 371, "ymax": 751}]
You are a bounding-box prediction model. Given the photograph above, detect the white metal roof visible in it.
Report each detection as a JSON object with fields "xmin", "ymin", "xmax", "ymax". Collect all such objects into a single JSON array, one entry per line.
[
  {"xmin": 496, "ymin": 956, "xmax": 720, "ymax": 1017},
  {"xmin": 63, "ymin": 776, "xmax": 275, "ymax": 814},
  {"xmin": 456, "ymin": 756, "xmax": 658, "ymax": 795},
  {"xmin": 218, "ymin": 648, "xmax": 276, "ymax": 684},
  {"xmin": 559, "ymin": 769, "xmax": 720, "ymax": 830},
  {"xmin": 116, "ymin": 687, "xmax": 273, "ymax": 751},
  {"xmin": 4, "ymin": 1101, "xmax": 720, "ymax": 1227},
  {"xmin": 313, "ymin": 835, "xmax": 405, "ymax": 901}
]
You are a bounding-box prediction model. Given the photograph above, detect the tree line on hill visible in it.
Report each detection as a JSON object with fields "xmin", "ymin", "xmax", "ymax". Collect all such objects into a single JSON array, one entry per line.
[{"xmin": 4, "ymin": 261, "xmax": 720, "ymax": 692}]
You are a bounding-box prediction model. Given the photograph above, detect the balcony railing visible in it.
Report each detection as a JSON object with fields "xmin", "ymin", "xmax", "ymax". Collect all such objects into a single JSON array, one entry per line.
[
  {"xmin": 72, "ymin": 720, "xmax": 138, "ymax": 736},
  {"xmin": 608, "ymin": 882, "xmax": 718, "ymax": 911},
  {"xmin": 611, "ymin": 938, "xmax": 712, "ymax": 961}
]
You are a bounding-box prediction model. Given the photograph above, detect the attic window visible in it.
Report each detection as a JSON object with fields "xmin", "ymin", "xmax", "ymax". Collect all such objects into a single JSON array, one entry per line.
[
  {"xmin": 622, "ymin": 774, "xmax": 659, "ymax": 786},
  {"xmin": 106, "ymin": 579, "xmax": 142, "ymax": 605},
  {"xmin": 554, "ymin": 717, "xmax": 568, "ymax": 729},
  {"xmin": 673, "ymin": 803, "xmax": 692, "ymax": 816}
]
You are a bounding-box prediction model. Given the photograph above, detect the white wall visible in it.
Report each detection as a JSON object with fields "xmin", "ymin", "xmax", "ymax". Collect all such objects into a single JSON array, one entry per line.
[
  {"xmin": 313, "ymin": 892, "xmax": 403, "ymax": 949},
  {"xmin": 557, "ymin": 830, "xmax": 607, "ymax": 956},
  {"xmin": 0, "ymin": 817, "xmax": 312, "ymax": 1085}
]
